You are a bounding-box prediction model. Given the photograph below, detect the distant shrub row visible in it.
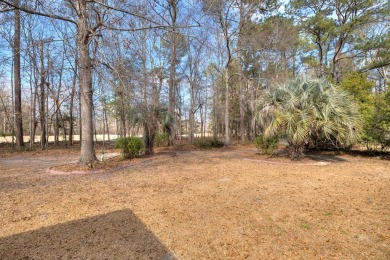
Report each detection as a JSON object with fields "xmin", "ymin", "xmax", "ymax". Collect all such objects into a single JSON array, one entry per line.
[{"xmin": 194, "ymin": 138, "xmax": 224, "ymax": 149}]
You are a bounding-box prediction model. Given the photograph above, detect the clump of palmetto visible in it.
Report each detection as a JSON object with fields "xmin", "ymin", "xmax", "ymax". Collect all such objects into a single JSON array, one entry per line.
[
  {"xmin": 131, "ymin": 104, "xmax": 175, "ymax": 155},
  {"xmin": 259, "ymin": 77, "xmax": 361, "ymax": 160}
]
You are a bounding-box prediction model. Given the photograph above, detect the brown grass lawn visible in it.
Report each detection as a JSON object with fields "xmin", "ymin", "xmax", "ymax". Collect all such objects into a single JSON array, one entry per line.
[{"xmin": 0, "ymin": 146, "xmax": 389, "ymax": 259}]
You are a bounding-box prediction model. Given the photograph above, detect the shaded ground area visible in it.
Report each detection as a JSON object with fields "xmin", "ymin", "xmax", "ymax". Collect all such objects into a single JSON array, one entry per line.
[
  {"xmin": 1, "ymin": 147, "xmax": 389, "ymax": 259},
  {"xmin": 0, "ymin": 209, "xmax": 173, "ymax": 259}
]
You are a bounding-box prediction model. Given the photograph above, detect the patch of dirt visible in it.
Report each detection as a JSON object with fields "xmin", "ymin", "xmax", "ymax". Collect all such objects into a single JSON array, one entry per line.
[
  {"xmin": 1, "ymin": 146, "xmax": 389, "ymax": 259},
  {"xmin": 233, "ymin": 147, "xmax": 347, "ymax": 165},
  {"xmin": 48, "ymin": 152, "xmax": 177, "ymax": 175},
  {"xmin": 50, "ymin": 155, "xmax": 137, "ymax": 173},
  {"xmin": 0, "ymin": 145, "xmax": 81, "ymax": 158}
]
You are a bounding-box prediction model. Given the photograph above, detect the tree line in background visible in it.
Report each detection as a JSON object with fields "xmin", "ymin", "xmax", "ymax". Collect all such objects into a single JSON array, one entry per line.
[{"xmin": 0, "ymin": 0, "xmax": 389, "ymax": 163}]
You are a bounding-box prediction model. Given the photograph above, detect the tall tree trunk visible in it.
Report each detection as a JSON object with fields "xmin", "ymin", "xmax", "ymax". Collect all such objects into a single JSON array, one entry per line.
[
  {"xmin": 77, "ymin": 0, "xmax": 97, "ymax": 164},
  {"xmin": 69, "ymin": 63, "xmax": 77, "ymax": 146},
  {"xmin": 29, "ymin": 59, "xmax": 37, "ymax": 149},
  {"xmin": 237, "ymin": 2, "xmax": 245, "ymax": 143},
  {"xmin": 178, "ymin": 94, "xmax": 182, "ymax": 141},
  {"xmin": 333, "ymin": 48, "xmax": 341, "ymax": 83},
  {"xmin": 237, "ymin": 49, "xmax": 245, "ymax": 142},
  {"xmin": 25, "ymin": 29, "xmax": 39, "ymax": 149},
  {"xmin": 119, "ymin": 93, "xmax": 126, "ymax": 137},
  {"xmin": 79, "ymin": 84, "xmax": 82, "ymax": 143},
  {"xmin": 54, "ymin": 70, "xmax": 60, "ymax": 146},
  {"xmin": 39, "ymin": 42, "xmax": 46, "ymax": 150},
  {"xmin": 142, "ymin": 28, "xmax": 148, "ymax": 106},
  {"xmin": 317, "ymin": 39, "xmax": 324, "ymax": 78},
  {"xmin": 212, "ymin": 82, "xmax": 218, "ymax": 140},
  {"xmin": 204, "ymin": 85, "xmax": 207, "ymax": 138},
  {"xmin": 10, "ymin": 59, "xmax": 15, "ymax": 147},
  {"xmin": 53, "ymin": 57, "xmax": 65, "ymax": 146},
  {"xmin": 104, "ymin": 102, "xmax": 110, "ymax": 142},
  {"xmin": 224, "ymin": 68, "xmax": 230, "ymax": 145},
  {"xmin": 46, "ymin": 79, "xmax": 49, "ymax": 148},
  {"xmin": 144, "ymin": 122, "xmax": 155, "ymax": 155},
  {"xmin": 168, "ymin": 0, "xmax": 178, "ymax": 146},
  {"xmin": 13, "ymin": 0, "xmax": 24, "ymax": 148},
  {"xmin": 189, "ymin": 84, "xmax": 194, "ymax": 143},
  {"xmin": 54, "ymin": 105, "xmax": 59, "ymax": 145},
  {"xmin": 200, "ymin": 104, "xmax": 204, "ymax": 139}
]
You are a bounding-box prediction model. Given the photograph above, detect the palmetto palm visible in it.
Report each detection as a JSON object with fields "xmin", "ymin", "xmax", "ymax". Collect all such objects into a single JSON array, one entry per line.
[
  {"xmin": 131, "ymin": 105, "xmax": 175, "ymax": 155},
  {"xmin": 259, "ymin": 78, "xmax": 361, "ymax": 159}
]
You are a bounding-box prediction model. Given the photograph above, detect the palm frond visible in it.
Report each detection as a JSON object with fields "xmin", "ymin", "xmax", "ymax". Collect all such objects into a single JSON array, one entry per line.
[{"xmin": 258, "ymin": 77, "xmax": 361, "ymax": 157}]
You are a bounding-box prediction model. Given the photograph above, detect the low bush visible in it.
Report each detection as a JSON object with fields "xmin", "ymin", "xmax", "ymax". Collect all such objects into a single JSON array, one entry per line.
[
  {"xmin": 115, "ymin": 137, "xmax": 144, "ymax": 158},
  {"xmin": 194, "ymin": 138, "xmax": 224, "ymax": 149},
  {"xmin": 154, "ymin": 132, "xmax": 168, "ymax": 147},
  {"xmin": 254, "ymin": 136, "xmax": 279, "ymax": 156}
]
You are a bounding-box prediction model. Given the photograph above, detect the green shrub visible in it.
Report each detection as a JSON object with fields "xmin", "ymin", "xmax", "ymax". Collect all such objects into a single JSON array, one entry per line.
[
  {"xmin": 194, "ymin": 138, "xmax": 224, "ymax": 149},
  {"xmin": 115, "ymin": 137, "xmax": 144, "ymax": 158},
  {"xmin": 154, "ymin": 132, "xmax": 168, "ymax": 147},
  {"xmin": 259, "ymin": 78, "xmax": 360, "ymax": 159},
  {"xmin": 340, "ymin": 74, "xmax": 390, "ymax": 152},
  {"xmin": 254, "ymin": 136, "xmax": 279, "ymax": 155}
]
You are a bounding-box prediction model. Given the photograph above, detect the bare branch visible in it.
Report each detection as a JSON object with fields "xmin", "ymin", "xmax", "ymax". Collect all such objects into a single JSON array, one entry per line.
[
  {"xmin": 102, "ymin": 23, "xmax": 199, "ymax": 32},
  {"xmin": 90, "ymin": 0, "xmax": 160, "ymax": 26},
  {"xmin": 0, "ymin": 0, "xmax": 77, "ymax": 25},
  {"xmin": 0, "ymin": 6, "xmax": 14, "ymax": 12}
]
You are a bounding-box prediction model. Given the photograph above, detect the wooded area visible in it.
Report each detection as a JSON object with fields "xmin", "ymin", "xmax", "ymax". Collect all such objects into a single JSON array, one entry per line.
[
  {"xmin": 0, "ymin": 0, "xmax": 389, "ymax": 164},
  {"xmin": 1, "ymin": 2, "xmax": 390, "ymax": 258}
]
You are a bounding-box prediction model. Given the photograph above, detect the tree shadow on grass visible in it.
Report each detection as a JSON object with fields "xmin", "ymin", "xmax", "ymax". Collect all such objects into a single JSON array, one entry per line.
[
  {"xmin": 0, "ymin": 209, "xmax": 174, "ymax": 259},
  {"xmin": 305, "ymin": 153, "xmax": 348, "ymax": 162},
  {"xmin": 270, "ymin": 148, "xmax": 348, "ymax": 162}
]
